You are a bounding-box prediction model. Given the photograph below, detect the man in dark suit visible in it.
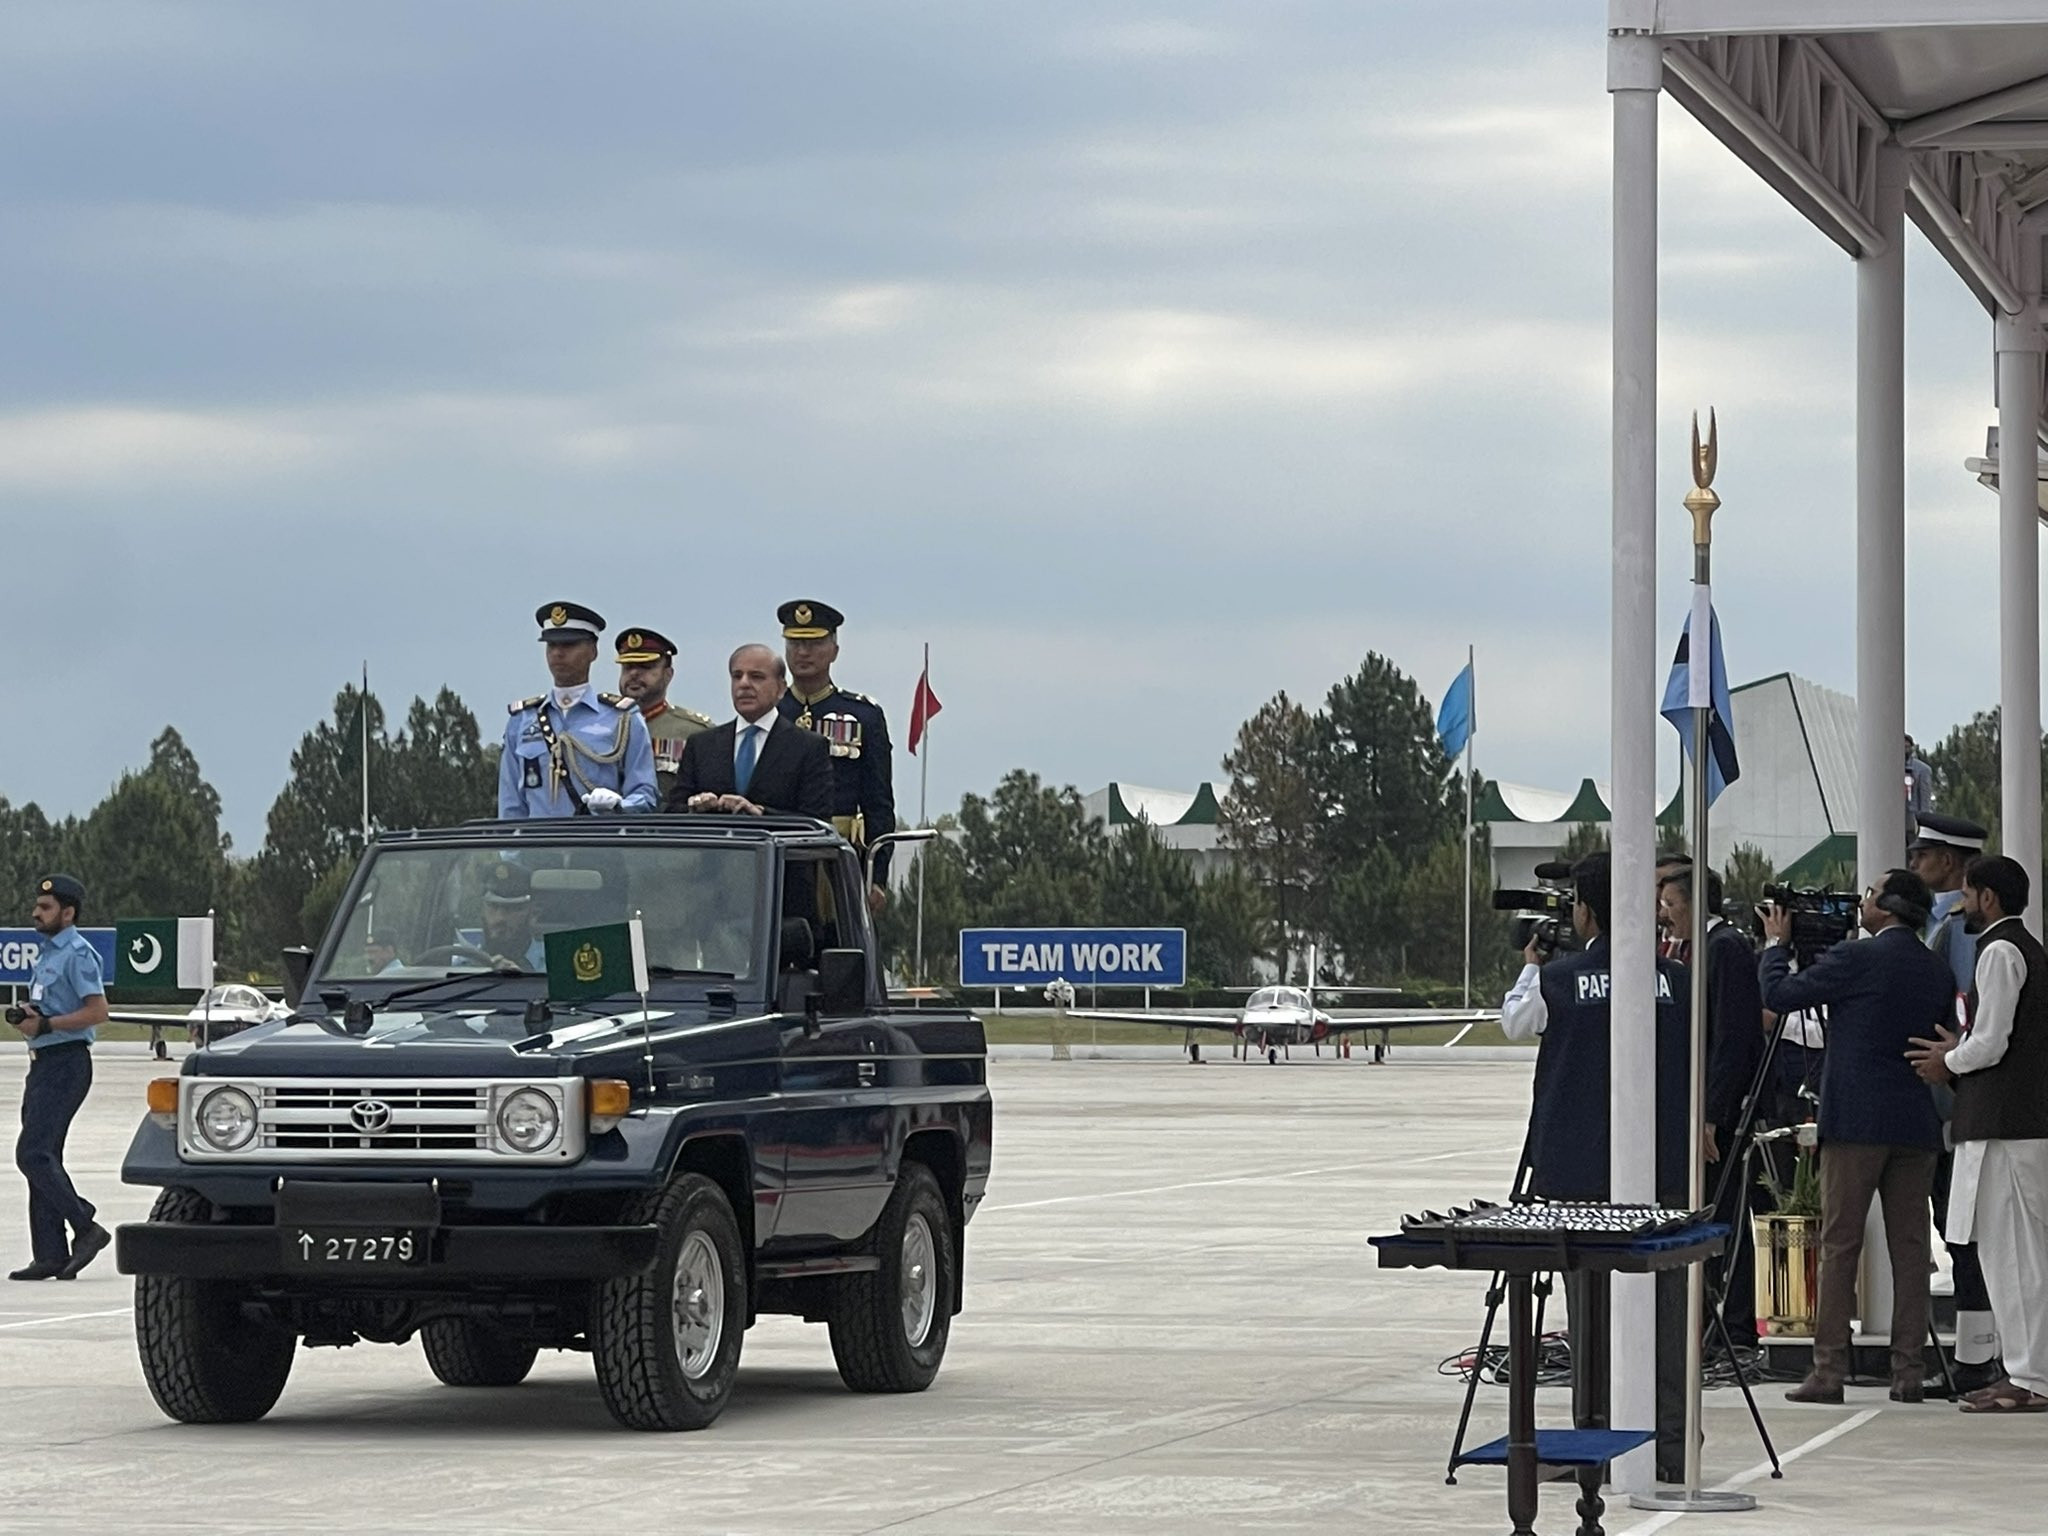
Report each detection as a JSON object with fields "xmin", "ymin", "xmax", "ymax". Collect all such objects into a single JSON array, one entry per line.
[
  {"xmin": 1658, "ymin": 863, "xmax": 1766, "ymax": 1350},
  {"xmin": 1758, "ymin": 868, "xmax": 1952, "ymax": 1404},
  {"xmin": 664, "ymin": 643, "xmax": 833, "ymax": 820}
]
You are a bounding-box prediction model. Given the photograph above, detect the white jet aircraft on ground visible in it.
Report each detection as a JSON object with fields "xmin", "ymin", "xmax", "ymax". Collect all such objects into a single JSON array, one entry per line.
[{"xmin": 1064, "ymin": 947, "xmax": 1499, "ymax": 1064}]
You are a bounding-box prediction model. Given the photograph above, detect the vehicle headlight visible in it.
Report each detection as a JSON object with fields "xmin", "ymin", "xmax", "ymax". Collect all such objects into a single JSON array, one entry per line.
[
  {"xmin": 194, "ymin": 1086, "xmax": 258, "ymax": 1152},
  {"xmin": 494, "ymin": 1087, "xmax": 560, "ymax": 1153}
]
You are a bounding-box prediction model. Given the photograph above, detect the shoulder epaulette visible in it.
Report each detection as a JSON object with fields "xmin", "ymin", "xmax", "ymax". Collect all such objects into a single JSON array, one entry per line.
[
  {"xmin": 599, "ymin": 691, "xmax": 634, "ymax": 709},
  {"xmin": 849, "ymin": 690, "xmax": 880, "ymax": 708},
  {"xmin": 680, "ymin": 706, "xmax": 715, "ymax": 726},
  {"xmin": 509, "ymin": 695, "xmax": 543, "ymax": 715}
]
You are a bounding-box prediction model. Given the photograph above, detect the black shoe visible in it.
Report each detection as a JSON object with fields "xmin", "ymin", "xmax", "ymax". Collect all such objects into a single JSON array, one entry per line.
[
  {"xmin": 1953, "ymin": 1359, "xmax": 2006, "ymax": 1396},
  {"xmin": 57, "ymin": 1223, "xmax": 110, "ymax": 1280},
  {"xmin": 7, "ymin": 1261, "xmax": 64, "ymax": 1281}
]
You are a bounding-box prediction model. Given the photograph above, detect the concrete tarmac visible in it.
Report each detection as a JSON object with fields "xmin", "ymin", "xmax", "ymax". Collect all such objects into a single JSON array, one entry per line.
[{"xmin": 1, "ymin": 1045, "xmax": 2041, "ymax": 1534}]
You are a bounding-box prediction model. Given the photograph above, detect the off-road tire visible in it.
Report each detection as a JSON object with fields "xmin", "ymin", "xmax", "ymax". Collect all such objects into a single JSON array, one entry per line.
[
  {"xmin": 828, "ymin": 1161, "xmax": 954, "ymax": 1393},
  {"xmin": 591, "ymin": 1173, "xmax": 746, "ymax": 1430},
  {"xmin": 421, "ymin": 1318, "xmax": 539, "ymax": 1387},
  {"xmin": 134, "ymin": 1188, "xmax": 297, "ymax": 1424}
]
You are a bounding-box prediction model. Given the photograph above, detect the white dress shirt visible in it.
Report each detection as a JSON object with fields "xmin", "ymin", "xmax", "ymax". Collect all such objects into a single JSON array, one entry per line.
[{"xmin": 1502, "ymin": 963, "xmax": 1547, "ymax": 1041}]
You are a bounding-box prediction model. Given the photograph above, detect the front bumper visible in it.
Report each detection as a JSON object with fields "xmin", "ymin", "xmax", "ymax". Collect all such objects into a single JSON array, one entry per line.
[{"xmin": 116, "ymin": 1222, "xmax": 661, "ymax": 1281}]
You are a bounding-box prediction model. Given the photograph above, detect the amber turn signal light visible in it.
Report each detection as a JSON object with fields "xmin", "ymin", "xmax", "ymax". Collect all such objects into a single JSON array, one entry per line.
[
  {"xmin": 587, "ymin": 1079, "xmax": 632, "ymax": 1121},
  {"xmin": 146, "ymin": 1078, "xmax": 179, "ymax": 1115}
]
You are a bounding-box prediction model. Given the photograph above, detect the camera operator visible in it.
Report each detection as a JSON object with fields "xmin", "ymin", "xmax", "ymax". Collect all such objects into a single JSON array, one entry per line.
[
  {"xmin": 1657, "ymin": 863, "xmax": 1766, "ymax": 1354},
  {"xmin": 10, "ymin": 875, "xmax": 111, "ymax": 1282},
  {"xmin": 1757, "ymin": 870, "xmax": 1952, "ymax": 1403},
  {"xmin": 1501, "ymin": 853, "xmax": 1691, "ymax": 1482}
]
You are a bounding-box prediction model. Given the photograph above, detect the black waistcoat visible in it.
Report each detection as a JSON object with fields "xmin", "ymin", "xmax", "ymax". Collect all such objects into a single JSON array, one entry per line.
[{"xmin": 1954, "ymin": 918, "xmax": 2048, "ymax": 1144}]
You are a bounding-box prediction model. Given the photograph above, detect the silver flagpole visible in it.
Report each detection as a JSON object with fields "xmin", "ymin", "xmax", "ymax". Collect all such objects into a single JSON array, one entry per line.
[
  {"xmin": 1638, "ymin": 410, "xmax": 1752, "ymax": 1514},
  {"xmin": 1462, "ymin": 644, "xmax": 1475, "ymax": 1010},
  {"xmin": 915, "ymin": 643, "xmax": 931, "ymax": 985}
]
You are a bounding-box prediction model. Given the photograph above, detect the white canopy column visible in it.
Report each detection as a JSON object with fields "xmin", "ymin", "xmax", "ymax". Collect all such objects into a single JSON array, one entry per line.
[
  {"xmin": 1856, "ymin": 144, "xmax": 1908, "ymax": 888},
  {"xmin": 1998, "ymin": 236, "xmax": 2044, "ymax": 930},
  {"xmin": 1606, "ymin": 7, "xmax": 1662, "ymax": 1490}
]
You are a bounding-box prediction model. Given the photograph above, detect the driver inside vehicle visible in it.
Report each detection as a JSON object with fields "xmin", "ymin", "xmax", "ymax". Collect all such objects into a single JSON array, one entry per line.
[{"xmin": 477, "ymin": 862, "xmax": 547, "ymax": 971}]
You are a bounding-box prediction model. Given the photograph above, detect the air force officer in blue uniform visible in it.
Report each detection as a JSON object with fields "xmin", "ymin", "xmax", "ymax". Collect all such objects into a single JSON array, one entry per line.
[{"xmin": 500, "ymin": 601, "xmax": 658, "ymax": 819}]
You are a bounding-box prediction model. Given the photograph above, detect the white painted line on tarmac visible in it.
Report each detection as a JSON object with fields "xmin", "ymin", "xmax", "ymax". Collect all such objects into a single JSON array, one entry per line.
[
  {"xmin": 984, "ymin": 1143, "xmax": 1520, "ymax": 1213},
  {"xmin": 1617, "ymin": 1406, "xmax": 1882, "ymax": 1533},
  {"xmin": 0, "ymin": 1307, "xmax": 127, "ymax": 1331}
]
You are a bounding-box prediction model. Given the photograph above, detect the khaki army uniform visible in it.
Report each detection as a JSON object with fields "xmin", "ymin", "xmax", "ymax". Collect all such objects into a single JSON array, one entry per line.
[{"xmin": 643, "ymin": 698, "xmax": 714, "ymax": 801}]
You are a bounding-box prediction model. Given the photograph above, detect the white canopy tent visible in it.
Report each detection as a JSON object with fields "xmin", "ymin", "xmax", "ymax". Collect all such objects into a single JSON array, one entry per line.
[{"xmin": 1606, "ymin": 0, "xmax": 2048, "ymax": 1491}]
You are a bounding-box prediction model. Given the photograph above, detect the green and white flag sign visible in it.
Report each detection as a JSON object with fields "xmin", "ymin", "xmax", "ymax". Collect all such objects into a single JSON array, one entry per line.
[
  {"xmin": 543, "ymin": 919, "xmax": 649, "ymax": 1003},
  {"xmin": 115, "ymin": 917, "xmax": 215, "ymax": 991}
]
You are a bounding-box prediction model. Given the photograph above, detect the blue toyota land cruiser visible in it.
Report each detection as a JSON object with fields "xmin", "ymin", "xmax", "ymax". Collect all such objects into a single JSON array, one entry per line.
[{"xmin": 114, "ymin": 815, "xmax": 991, "ymax": 1432}]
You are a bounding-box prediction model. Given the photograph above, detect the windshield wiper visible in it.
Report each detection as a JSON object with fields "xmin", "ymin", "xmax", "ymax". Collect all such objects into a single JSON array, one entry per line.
[
  {"xmin": 648, "ymin": 966, "xmax": 737, "ymax": 979},
  {"xmin": 370, "ymin": 971, "xmax": 527, "ymax": 1015}
]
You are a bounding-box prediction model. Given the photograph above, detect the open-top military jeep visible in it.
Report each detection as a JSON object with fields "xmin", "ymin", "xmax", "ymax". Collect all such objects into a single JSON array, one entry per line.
[{"xmin": 115, "ymin": 815, "xmax": 991, "ymax": 1431}]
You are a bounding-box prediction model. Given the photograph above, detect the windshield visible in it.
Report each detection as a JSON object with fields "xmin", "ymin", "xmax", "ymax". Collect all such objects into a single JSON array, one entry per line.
[{"xmin": 320, "ymin": 841, "xmax": 767, "ymax": 984}]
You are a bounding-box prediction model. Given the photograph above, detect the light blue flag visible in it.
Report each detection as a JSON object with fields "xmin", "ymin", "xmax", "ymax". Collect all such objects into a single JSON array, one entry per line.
[
  {"xmin": 1660, "ymin": 597, "xmax": 1740, "ymax": 803},
  {"xmin": 1436, "ymin": 662, "xmax": 1475, "ymax": 760}
]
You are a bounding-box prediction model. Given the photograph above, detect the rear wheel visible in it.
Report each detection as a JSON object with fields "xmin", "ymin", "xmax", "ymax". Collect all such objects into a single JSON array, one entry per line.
[
  {"xmin": 135, "ymin": 1188, "xmax": 296, "ymax": 1424},
  {"xmin": 828, "ymin": 1162, "xmax": 955, "ymax": 1393},
  {"xmin": 421, "ymin": 1318, "xmax": 539, "ymax": 1387},
  {"xmin": 591, "ymin": 1173, "xmax": 747, "ymax": 1430}
]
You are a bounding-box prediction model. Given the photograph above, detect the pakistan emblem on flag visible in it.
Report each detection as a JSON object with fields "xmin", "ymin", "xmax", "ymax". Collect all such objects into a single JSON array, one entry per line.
[
  {"xmin": 115, "ymin": 917, "xmax": 215, "ymax": 992},
  {"xmin": 544, "ymin": 920, "xmax": 649, "ymax": 1002}
]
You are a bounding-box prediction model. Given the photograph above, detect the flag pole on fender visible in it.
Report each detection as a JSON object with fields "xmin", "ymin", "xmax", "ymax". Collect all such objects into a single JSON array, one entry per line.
[{"xmin": 909, "ymin": 645, "xmax": 943, "ymax": 985}]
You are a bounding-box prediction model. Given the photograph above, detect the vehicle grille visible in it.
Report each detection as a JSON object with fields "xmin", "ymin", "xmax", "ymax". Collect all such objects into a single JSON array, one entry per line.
[{"xmin": 259, "ymin": 1084, "xmax": 491, "ymax": 1153}]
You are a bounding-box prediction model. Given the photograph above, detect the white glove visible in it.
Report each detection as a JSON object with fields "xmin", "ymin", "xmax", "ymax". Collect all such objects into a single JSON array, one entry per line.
[{"xmin": 583, "ymin": 788, "xmax": 624, "ymax": 814}]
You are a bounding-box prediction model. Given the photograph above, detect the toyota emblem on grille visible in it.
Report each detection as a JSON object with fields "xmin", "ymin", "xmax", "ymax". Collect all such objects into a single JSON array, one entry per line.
[{"xmin": 350, "ymin": 1098, "xmax": 393, "ymax": 1134}]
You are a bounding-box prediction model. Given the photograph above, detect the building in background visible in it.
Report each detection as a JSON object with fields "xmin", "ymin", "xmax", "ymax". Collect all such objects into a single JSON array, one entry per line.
[{"xmin": 1081, "ymin": 783, "xmax": 1230, "ymax": 879}]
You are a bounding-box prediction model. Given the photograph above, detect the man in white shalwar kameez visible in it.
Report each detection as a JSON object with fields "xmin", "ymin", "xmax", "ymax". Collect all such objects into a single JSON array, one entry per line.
[{"xmin": 1909, "ymin": 855, "xmax": 2048, "ymax": 1413}]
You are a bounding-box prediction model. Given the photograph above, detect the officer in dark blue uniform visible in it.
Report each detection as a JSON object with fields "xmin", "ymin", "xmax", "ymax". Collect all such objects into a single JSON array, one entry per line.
[
  {"xmin": 777, "ymin": 599, "xmax": 896, "ymax": 911},
  {"xmin": 1501, "ymin": 853, "xmax": 1691, "ymax": 1482}
]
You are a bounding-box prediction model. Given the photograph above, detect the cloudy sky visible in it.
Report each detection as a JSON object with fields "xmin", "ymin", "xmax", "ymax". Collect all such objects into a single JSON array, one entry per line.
[{"xmin": 0, "ymin": 2, "xmax": 2022, "ymax": 848}]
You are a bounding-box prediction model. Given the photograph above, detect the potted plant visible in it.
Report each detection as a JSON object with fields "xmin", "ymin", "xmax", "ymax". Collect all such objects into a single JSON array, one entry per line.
[{"xmin": 1754, "ymin": 1140, "xmax": 1822, "ymax": 1336}]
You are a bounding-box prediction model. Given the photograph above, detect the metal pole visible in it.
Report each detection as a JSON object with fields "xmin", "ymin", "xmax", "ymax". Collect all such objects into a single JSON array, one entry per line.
[
  {"xmin": 1997, "ymin": 237, "xmax": 2044, "ymax": 935},
  {"xmin": 1856, "ymin": 145, "xmax": 1908, "ymax": 891},
  {"xmin": 915, "ymin": 643, "xmax": 931, "ymax": 981},
  {"xmin": 361, "ymin": 661, "xmax": 372, "ymax": 849},
  {"xmin": 1684, "ymin": 434, "xmax": 1716, "ymax": 1503},
  {"xmin": 1463, "ymin": 643, "xmax": 1475, "ymax": 1009},
  {"xmin": 1607, "ymin": 17, "xmax": 1661, "ymax": 1492}
]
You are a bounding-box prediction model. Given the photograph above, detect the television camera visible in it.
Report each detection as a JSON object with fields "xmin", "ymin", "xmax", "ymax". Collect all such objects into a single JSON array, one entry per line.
[
  {"xmin": 1751, "ymin": 882, "xmax": 1858, "ymax": 967},
  {"xmin": 1491, "ymin": 860, "xmax": 1585, "ymax": 960}
]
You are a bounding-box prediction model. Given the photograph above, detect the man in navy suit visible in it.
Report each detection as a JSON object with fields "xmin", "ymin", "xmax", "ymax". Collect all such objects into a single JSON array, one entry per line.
[
  {"xmin": 665, "ymin": 643, "xmax": 833, "ymax": 820},
  {"xmin": 1758, "ymin": 868, "xmax": 1952, "ymax": 1404}
]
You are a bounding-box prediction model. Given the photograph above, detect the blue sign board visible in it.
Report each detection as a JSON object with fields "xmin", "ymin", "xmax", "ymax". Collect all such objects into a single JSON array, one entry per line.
[
  {"xmin": 0, "ymin": 927, "xmax": 118, "ymax": 987},
  {"xmin": 958, "ymin": 927, "xmax": 1186, "ymax": 988}
]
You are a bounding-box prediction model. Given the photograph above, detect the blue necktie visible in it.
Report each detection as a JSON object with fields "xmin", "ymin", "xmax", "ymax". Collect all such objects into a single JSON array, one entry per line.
[{"xmin": 735, "ymin": 724, "xmax": 761, "ymax": 794}]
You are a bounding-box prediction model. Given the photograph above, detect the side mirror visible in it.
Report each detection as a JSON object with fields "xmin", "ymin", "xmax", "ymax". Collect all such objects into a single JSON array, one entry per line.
[
  {"xmin": 281, "ymin": 947, "xmax": 315, "ymax": 1008},
  {"xmin": 817, "ymin": 949, "xmax": 869, "ymax": 1015}
]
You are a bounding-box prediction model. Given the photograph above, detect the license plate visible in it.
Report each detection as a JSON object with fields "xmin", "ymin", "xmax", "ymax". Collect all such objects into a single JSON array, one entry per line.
[{"xmin": 282, "ymin": 1228, "xmax": 427, "ymax": 1268}]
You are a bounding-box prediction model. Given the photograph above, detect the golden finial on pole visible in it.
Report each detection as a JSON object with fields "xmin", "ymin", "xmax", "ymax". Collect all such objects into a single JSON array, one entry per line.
[{"xmin": 1684, "ymin": 408, "xmax": 1720, "ymax": 548}]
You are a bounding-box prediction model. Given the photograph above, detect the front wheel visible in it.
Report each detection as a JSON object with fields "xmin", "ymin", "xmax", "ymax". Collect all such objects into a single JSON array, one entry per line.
[
  {"xmin": 421, "ymin": 1318, "xmax": 539, "ymax": 1387},
  {"xmin": 591, "ymin": 1173, "xmax": 747, "ymax": 1430},
  {"xmin": 828, "ymin": 1161, "xmax": 955, "ymax": 1393},
  {"xmin": 135, "ymin": 1188, "xmax": 297, "ymax": 1423}
]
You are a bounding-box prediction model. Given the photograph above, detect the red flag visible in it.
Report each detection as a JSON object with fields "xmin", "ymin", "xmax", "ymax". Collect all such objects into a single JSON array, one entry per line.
[{"xmin": 909, "ymin": 663, "xmax": 943, "ymax": 755}]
